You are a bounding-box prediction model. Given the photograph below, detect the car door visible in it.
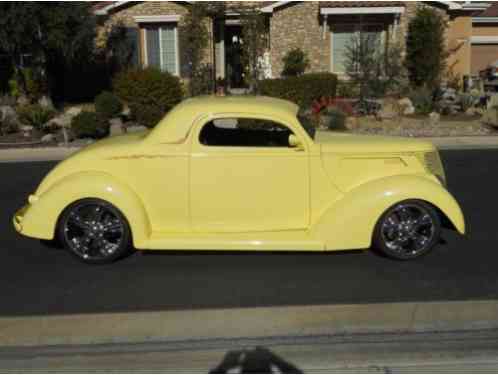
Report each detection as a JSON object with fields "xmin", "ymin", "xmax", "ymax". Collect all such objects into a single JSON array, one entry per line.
[{"xmin": 189, "ymin": 115, "xmax": 310, "ymax": 233}]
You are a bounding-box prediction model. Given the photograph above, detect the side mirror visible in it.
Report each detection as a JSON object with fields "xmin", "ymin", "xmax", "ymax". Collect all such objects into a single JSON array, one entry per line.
[{"xmin": 288, "ymin": 134, "xmax": 303, "ymax": 149}]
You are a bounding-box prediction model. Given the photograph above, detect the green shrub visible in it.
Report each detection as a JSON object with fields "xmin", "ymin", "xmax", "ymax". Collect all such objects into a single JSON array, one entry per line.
[
  {"xmin": 9, "ymin": 68, "xmax": 47, "ymax": 100},
  {"xmin": 17, "ymin": 104, "xmax": 56, "ymax": 130},
  {"xmin": 113, "ymin": 68, "xmax": 183, "ymax": 128},
  {"xmin": 71, "ymin": 111, "xmax": 109, "ymax": 139},
  {"xmin": 409, "ymin": 87, "xmax": 434, "ymax": 115},
  {"xmin": 336, "ymin": 81, "xmax": 359, "ymax": 98},
  {"xmin": 324, "ymin": 107, "xmax": 347, "ymax": 131},
  {"xmin": 259, "ymin": 73, "xmax": 338, "ymax": 109},
  {"xmin": 282, "ymin": 48, "xmax": 309, "ymax": 77},
  {"xmin": 459, "ymin": 93, "xmax": 476, "ymax": 112},
  {"xmin": 95, "ymin": 91, "xmax": 123, "ymax": 119}
]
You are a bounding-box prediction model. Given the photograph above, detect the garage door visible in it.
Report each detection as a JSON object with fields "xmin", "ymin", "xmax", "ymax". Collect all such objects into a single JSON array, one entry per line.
[{"xmin": 472, "ymin": 44, "xmax": 498, "ymax": 75}]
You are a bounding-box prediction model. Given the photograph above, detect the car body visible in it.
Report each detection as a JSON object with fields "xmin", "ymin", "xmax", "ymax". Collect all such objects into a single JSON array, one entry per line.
[{"xmin": 14, "ymin": 96, "xmax": 465, "ymax": 263}]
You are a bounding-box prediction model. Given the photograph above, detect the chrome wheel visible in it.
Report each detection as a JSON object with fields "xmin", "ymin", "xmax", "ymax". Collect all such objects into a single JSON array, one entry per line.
[
  {"xmin": 380, "ymin": 203, "xmax": 437, "ymax": 258},
  {"xmin": 61, "ymin": 201, "xmax": 126, "ymax": 262}
]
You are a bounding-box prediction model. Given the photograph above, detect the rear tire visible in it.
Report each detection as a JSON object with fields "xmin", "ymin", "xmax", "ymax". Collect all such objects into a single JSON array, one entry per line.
[
  {"xmin": 372, "ymin": 200, "xmax": 441, "ymax": 260},
  {"xmin": 57, "ymin": 198, "xmax": 132, "ymax": 265}
]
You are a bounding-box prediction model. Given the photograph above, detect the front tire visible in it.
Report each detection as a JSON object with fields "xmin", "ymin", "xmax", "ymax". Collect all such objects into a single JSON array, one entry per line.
[
  {"xmin": 372, "ymin": 200, "xmax": 441, "ymax": 260},
  {"xmin": 57, "ymin": 199, "xmax": 132, "ymax": 264}
]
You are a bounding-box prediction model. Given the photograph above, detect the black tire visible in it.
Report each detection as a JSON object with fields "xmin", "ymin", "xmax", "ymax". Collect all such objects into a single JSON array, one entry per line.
[
  {"xmin": 57, "ymin": 198, "xmax": 132, "ymax": 265},
  {"xmin": 372, "ymin": 200, "xmax": 441, "ymax": 260}
]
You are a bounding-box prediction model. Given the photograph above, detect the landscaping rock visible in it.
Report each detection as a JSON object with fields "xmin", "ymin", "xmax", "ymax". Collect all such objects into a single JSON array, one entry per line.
[
  {"xmin": 126, "ymin": 125, "xmax": 148, "ymax": 133},
  {"xmin": 487, "ymin": 94, "xmax": 498, "ymax": 110},
  {"xmin": 429, "ymin": 112, "xmax": 440, "ymax": 126},
  {"xmin": 41, "ymin": 134, "xmax": 55, "ymax": 143},
  {"xmin": 109, "ymin": 118, "xmax": 124, "ymax": 137},
  {"xmin": 121, "ymin": 106, "xmax": 131, "ymax": 118},
  {"xmin": 465, "ymin": 107, "xmax": 478, "ymax": 117},
  {"xmin": 20, "ymin": 125, "xmax": 34, "ymax": 137},
  {"xmin": 47, "ymin": 114, "xmax": 72, "ymax": 129},
  {"xmin": 482, "ymin": 107, "xmax": 498, "ymax": 127},
  {"xmin": 378, "ymin": 99, "xmax": 398, "ymax": 120},
  {"xmin": 0, "ymin": 105, "xmax": 17, "ymax": 122},
  {"xmin": 65, "ymin": 106, "xmax": 83, "ymax": 117},
  {"xmin": 38, "ymin": 96, "xmax": 54, "ymax": 110},
  {"xmin": 398, "ymin": 98, "xmax": 415, "ymax": 115},
  {"xmin": 441, "ymin": 87, "xmax": 457, "ymax": 102},
  {"xmin": 17, "ymin": 95, "xmax": 29, "ymax": 107}
]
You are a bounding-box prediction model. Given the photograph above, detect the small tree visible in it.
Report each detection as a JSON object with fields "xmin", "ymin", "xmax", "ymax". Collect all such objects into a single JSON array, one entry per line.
[
  {"xmin": 180, "ymin": 3, "xmax": 213, "ymax": 96},
  {"xmin": 240, "ymin": 8, "xmax": 268, "ymax": 92},
  {"xmin": 344, "ymin": 32, "xmax": 406, "ymax": 107},
  {"xmin": 282, "ymin": 48, "xmax": 309, "ymax": 77},
  {"xmin": 405, "ymin": 7, "xmax": 448, "ymax": 90}
]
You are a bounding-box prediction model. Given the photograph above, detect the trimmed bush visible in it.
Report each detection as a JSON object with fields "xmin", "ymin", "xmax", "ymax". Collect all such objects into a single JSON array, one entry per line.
[
  {"xmin": 113, "ymin": 68, "xmax": 183, "ymax": 128},
  {"xmin": 409, "ymin": 87, "xmax": 434, "ymax": 115},
  {"xmin": 17, "ymin": 104, "xmax": 56, "ymax": 130},
  {"xmin": 95, "ymin": 91, "xmax": 123, "ymax": 119},
  {"xmin": 282, "ymin": 48, "xmax": 309, "ymax": 77},
  {"xmin": 71, "ymin": 111, "xmax": 109, "ymax": 139},
  {"xmin": 259, "ymin": 73, "xmax": 338, "ymax": 109}
]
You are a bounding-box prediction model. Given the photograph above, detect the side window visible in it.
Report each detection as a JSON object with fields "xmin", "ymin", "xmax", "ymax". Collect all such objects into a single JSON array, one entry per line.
[{"xmin": 199, "ymin": 118, "xmax": 295, "ymax": 148}]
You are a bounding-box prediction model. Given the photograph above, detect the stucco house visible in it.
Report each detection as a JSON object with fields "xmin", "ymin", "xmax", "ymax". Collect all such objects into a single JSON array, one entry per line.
[{"xmin": 93, "ymin": 1, "xmax": 498, "ymax": 87}]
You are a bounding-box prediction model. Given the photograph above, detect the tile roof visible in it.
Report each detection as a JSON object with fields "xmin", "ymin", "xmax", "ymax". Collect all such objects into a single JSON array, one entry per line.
[{"xmin": 92, "ymin": 1, "xmax": 408, "ymax": 13}]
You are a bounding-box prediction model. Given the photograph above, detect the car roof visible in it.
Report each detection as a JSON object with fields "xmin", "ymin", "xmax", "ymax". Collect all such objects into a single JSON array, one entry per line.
[{"xmin": 147, "ymin": 96, "xmax": 300, "ymax": 144}]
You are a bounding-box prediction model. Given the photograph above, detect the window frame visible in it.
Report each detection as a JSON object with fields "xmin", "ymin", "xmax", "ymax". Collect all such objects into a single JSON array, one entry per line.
[
  {"xmin": 144, "ymin": 23, "xmax": 180, "ymax": 76},
  {"xmin": 193, "ymin": 114, "xmax": 309, "ymax": 152}
]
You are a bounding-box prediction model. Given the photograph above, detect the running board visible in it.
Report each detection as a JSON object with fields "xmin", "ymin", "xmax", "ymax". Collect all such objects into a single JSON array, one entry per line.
[{"xmin": 137, "ymin": 231, "xmax": 325, "ymax": 251}]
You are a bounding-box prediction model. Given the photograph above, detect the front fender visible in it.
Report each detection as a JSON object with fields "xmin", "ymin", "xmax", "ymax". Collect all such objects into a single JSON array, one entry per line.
[
  {"xmin": 17, "ymin": 171, "xmax": 151, "ymax": 247},
  {"xmin": 311, "ymin": 175, "xmax": 465, "ymax": 251}
]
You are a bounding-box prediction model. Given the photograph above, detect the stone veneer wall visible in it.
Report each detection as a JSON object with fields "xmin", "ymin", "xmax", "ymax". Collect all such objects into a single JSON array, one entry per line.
[
  {"xmin": 96, "ymin": 1, "xmax": 214, "ymax": 78},
  {"xmin": 270, "ymin": 2, "xmax": 329, "ymax": 77}
]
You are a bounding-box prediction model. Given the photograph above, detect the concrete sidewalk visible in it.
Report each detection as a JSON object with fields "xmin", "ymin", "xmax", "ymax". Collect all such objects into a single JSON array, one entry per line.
[
  {"xmin": 1, "ymin": 300, "xmax": 497, "ymax": 348},
  {"xmin": 1, "ymin": 136, "xmax": 498, "ymax": 163}
]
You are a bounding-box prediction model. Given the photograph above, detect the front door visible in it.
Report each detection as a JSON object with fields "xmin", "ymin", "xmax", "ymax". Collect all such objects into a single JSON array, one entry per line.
[
  {"xmin": 225, "ymin": 24, "xmax": 244, "ymax": 88},
  {"xmin": 190, "ymin": 116, "xmax": 309, "ymax": 233}
]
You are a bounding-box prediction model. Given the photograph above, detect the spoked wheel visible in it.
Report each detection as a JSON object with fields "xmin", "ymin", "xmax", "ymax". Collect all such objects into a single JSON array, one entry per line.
[
  {"xmin": 373, "ymin": 200, "xmax": 441, "ymax": 260},
  {"xmin": 58, "ymin": 199, "xmax": 132, "ymax": 264}
]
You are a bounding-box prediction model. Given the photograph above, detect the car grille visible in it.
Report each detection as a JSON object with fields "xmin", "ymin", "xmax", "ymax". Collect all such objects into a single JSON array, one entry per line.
[{"xmin": 419, "ymin": 151, "xmax": 446, "ymax": 186}]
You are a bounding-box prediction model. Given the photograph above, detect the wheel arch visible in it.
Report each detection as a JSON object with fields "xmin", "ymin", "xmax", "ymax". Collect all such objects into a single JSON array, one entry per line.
[
  {"xmin": 310, "ymin": 175, "xmax": 465, "ymax": 251},
  {"xmin": 20, "ymin": 171, "xmax": 152, "ymax": 247}
]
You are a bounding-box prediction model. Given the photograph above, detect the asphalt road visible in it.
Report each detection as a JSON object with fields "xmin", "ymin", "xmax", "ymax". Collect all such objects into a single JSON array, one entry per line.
[{"xmin": 1, "ymin": 150, "xmax": 497, "ymax": 316}]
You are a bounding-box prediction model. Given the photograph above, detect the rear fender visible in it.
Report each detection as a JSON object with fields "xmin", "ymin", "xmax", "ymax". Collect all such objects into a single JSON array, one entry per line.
[
  {"xmin": 20, "ymin": 171, "xmax": 151, "ymax": 247},
  {"xmin": 311, "ymin": 175, "xmax": 465, "ymax": 251}
]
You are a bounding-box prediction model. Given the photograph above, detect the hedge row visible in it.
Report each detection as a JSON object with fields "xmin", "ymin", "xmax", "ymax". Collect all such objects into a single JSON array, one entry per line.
[
  {"xmin": 113, "ymin": 68, "xmax": 183, "ymax": 128},
  {"xmin": 259, "ymin": 73, "xmax": 338, "ymax": 109}
]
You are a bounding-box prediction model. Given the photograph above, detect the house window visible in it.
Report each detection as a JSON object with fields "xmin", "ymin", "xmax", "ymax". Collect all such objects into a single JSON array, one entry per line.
[
  {"xmin": 145, "ymin": 24, "xmax": 179, "ymax": 75},
  {"xmin": 331, "ymin": 24, "xmax": 385, "ymax": 74}
]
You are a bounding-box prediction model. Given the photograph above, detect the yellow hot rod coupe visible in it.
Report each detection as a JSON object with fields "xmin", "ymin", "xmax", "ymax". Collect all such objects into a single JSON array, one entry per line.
[{"xmin": 14, "ymin": 96, "xmax": 465, "ymax": 264}]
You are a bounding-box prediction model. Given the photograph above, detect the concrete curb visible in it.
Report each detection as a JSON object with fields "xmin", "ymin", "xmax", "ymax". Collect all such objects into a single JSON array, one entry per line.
[
  {"xmin": 0, "ymin": 147, "xmax": 80, "ymax": 163},
  {"xmin": 1, "ymin": 300, "xmax": 497, "ymax": 348}
]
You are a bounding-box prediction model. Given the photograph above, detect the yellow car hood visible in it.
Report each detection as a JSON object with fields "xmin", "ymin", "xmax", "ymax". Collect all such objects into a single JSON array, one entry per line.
[{"xmin": 314, "ymin": 131, "xmax": 435, "ymax": 154}]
